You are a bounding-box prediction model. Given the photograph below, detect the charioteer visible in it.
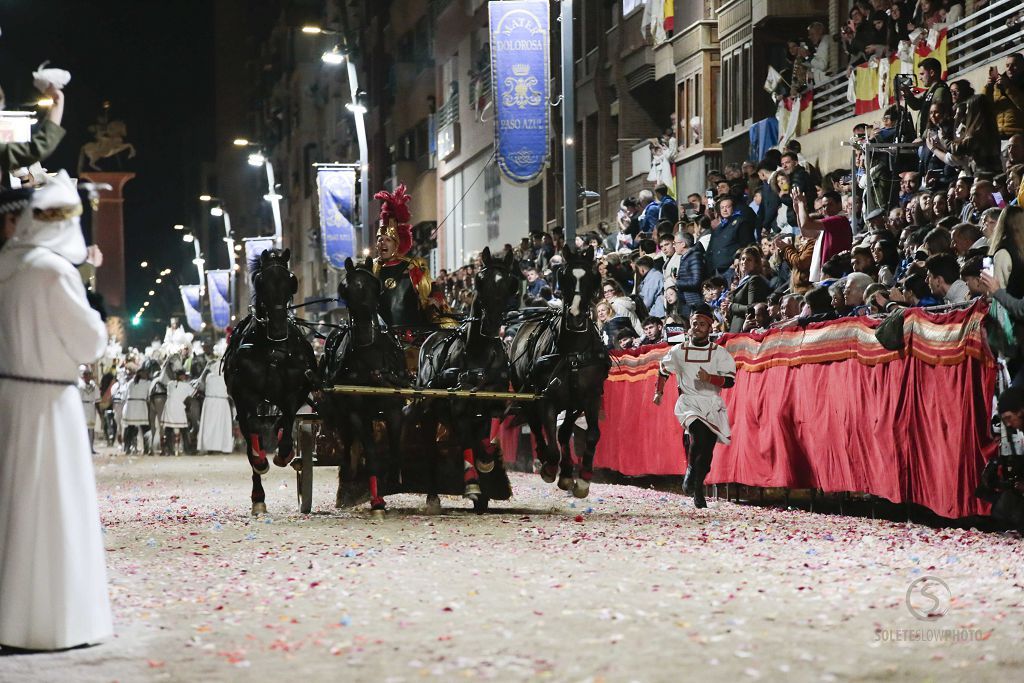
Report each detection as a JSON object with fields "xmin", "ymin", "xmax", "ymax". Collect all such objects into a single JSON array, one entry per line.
[{"xmin": 371, "ymin": 184, "xmax": 451, "ymax": 337}]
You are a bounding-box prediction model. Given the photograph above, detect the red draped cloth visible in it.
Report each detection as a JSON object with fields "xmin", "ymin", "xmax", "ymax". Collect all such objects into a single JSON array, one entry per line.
[{"xmin": 575, "ymin": 302, "xmax": 995, "ymax": 519}]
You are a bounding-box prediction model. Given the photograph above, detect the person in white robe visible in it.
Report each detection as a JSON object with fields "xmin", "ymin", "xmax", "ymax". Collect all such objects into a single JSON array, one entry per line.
[
  {"xmin": 653, "ymin": 304, "xmax": 736, "ymax": 509},
  {"xmin": 0, "ymin": 172, "xmax": 113, "ymax": 650},
  {"xmin": 77, "ymin": 365, "xmax": 99, "ymax": 451},
  {"xmin": 161, "ymin": 370, "xmax": 192, "ymax": 455},
  {"xmin": 121, "ymin": 367, "xmax": 152, "ymax": 454},
  {"xmin": 197, "ymin": 357, "xmax": 234, "ymax": 453}
]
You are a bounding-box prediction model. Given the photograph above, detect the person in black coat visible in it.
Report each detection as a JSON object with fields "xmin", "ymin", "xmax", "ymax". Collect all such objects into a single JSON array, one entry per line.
[
  {"xmin": 705, "ymin": 194, "xmax": 757, "ymax": 276},
  {"xmin": 726, "ymin": 247, "xmax": 771, "ymax": 333}
]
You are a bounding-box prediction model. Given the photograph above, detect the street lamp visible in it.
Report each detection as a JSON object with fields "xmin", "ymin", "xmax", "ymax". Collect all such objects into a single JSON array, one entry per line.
[
  {"xmin": 233, "ymin": 138, "xmax": 251, "ymax": 147},
  {"xmin": 314, "ymin": 37, "xmax": 370, "ymax": 251},
  {"xmin": 198, "ymin": 194, "xmax": 213, "ymax": 202},
  {"xmin": 140, "ymin": 260, "xmax": 149, "ymax": 268}
]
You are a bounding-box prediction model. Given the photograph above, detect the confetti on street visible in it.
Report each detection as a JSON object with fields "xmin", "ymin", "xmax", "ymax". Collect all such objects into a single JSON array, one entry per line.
[{"xmin": 2, "ymin": 451, "xmax": 1023, "ymax": 681}]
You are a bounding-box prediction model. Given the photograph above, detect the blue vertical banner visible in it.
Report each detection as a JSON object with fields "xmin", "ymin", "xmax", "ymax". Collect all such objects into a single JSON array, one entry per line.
[
  {"xmin": 179, "ymin": 284, "xmax": 203, "ymax": 332},
  {"xmin": 489, "ymin": 0, "xmax": 550, "ymax": 185},
  {"xmin": 206, "ymin": 270, "xmax": 231, "ymax": 331},
  {"xmin": 316, "ymin": 166, "xmax": 357, "ymax": 269},
  {"xmin": 243, "ymin": 236, "xmax": 276, "ymax": 268}
]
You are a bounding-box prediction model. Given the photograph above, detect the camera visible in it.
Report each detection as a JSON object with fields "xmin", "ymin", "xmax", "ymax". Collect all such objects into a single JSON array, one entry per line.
[{"xmin": 893, "ymin": 73, "xmax": 914, "ymax": 92}]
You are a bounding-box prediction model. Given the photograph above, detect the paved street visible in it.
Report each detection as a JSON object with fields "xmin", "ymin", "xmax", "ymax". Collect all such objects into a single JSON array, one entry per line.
[{"xmin": 2, "ymin": 450, "xmax": 1022, "ymax": 682}]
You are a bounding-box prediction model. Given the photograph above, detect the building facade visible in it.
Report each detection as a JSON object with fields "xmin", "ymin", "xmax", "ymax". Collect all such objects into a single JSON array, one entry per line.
[{"xmin": 222, "ymin": 0, "xmax": 1024, "ymax": 301}]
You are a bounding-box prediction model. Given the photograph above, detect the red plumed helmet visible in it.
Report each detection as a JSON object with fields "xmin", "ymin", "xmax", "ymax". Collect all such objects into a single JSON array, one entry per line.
[{"xmin": 374, "ymin": 183, "xmax": 413, "ymax": 255}]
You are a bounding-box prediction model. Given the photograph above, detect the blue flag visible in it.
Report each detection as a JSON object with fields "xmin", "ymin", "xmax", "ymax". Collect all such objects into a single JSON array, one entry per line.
[
  {"xmin": 316, "ymin": 167, "xmax": 357, "ymax": 268},
  {"xmin": 179, "ymin": 285, "xmax": 203, "ymax": 332},
  {"xmin": 206, "ymin": 270, "xmax": 231, "ymax": 330},
  {"xmin": 489, "ymin": 0, "xmax": 551, "ymax": 185}
]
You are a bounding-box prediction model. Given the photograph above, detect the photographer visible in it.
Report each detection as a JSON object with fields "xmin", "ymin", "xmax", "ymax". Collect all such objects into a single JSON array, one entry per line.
[
  {"xmin": 899, "ymin": 58, "xmax": 950, "ymax": 138},
  {"xmin": 985, "ymin": 53, "xmax": 1024, "ymax": 139}
]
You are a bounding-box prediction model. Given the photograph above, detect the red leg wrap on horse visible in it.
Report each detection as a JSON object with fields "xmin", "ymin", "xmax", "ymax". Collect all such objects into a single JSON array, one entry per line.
[{"xmin": 249, "ymin": 434, "xmax": 265, "ymax": 459}]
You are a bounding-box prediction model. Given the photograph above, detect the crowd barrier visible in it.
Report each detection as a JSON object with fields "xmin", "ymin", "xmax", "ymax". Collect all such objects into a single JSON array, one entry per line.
[{"xmin": 499, "ymin": 301, "xmax": 997, "ymax": 520}]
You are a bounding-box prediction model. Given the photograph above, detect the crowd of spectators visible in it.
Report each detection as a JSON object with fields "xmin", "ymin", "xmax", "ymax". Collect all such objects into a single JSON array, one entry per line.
[{"xmin": 433, "ymin": 40, "xmax": 1024, "ymax": 375}]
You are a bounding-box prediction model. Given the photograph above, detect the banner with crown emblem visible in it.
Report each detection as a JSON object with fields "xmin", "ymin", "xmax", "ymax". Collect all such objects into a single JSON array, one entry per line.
[
  {"xmin": 179, "ymin": 284, "xmax": 203, "ymax": 332},
  {"xmin": 206, "ymin": 270, "xmax": 231, "ymax": 331},
  {"xmin": 489, "ymin": 0, "xmax": 550, "ymax": 185},
  {"xmin": 316, "ymin": 166, "xmax": 357, "ymax": 269},
  {"xmin": 243, "ymin": 236, "xmax": 276, "ymax": 269}
]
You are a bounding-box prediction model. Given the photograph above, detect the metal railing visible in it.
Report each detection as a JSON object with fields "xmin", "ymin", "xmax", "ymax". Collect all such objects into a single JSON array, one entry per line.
[
  {"xmin": 946, "ymin": 0, "xmax": 1024, "ymax": 75},
  {"xmin": 809, "ymin": 72, "xmax": 852, "ymax": 130},
  {"xmin": 436, "ymin": 95, "xmax": 459, "ymax": 128},
  {"xmin": 809, "ymin": 0, "xmax": 1024, "ymax": 132}
]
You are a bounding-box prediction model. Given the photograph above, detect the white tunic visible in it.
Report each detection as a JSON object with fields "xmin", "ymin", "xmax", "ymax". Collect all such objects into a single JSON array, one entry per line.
[
  {"xmin": 122, "ymin": 378, "xmax": 151, "ymax": 425},
  {"xmin": 78, "ymin": 379, "xmax": 99, "ymax": 426},
  {"xmin": 659, "ymin": 338, "xmax": 736, "ymax": 444},
  {"xmin": 198, "ymin": 360, "xmax": 234, "ymax": 453},
  {"xmin": 0, "ymin": 247, "xmax": 113, "ymax": 650},
  {"xmin": 161, "ymin": 379, "xmax": 192, "ymax": 428}
]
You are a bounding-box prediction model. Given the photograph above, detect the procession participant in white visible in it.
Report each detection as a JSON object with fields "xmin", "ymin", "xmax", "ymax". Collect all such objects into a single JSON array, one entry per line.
[
  {"xmin": 163, "ymin": 316, "xmax": 191, "ymax": 347},
  {"xmin": 653, "ymin": 303, "xmax": 737, "ymax": 509},
  {"xmin": 197, "ymin": 352, "xmax": 234, "ymax": 453},
  {"xmin": 0, "ymin": 172, "xmax": 113, "ymax": 650},
  {"xmin": 121, "ymin": 366, "xmax": 152, "ymax": 454},
  {"xmin": 78, "ymin": 364, "xmax": 100, "ymax": 451},
  {"xmin": 161, "ymin": 368, "xmax": 192, "ymax": 455}
]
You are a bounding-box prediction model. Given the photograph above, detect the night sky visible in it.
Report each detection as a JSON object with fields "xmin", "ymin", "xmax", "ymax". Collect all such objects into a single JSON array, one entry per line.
[{"xmin": 1, "ymin": 1, "xmax": 218, "ymax": 325}]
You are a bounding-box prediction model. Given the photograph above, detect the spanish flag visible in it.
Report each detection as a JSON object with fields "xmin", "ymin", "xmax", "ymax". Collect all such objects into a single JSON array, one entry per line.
[
  {"xmin": 849, "ymin": 28, "xmax": 948, "ymax": 115},
  {"xmin": 778, "ymin": 90, "xmax": 814, "ymax": 144}
]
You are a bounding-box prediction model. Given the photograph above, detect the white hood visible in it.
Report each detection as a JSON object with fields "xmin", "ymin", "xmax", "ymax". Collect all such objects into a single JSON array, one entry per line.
[{"xmin": 1, "ymin": 170, "xmax": 86, "ymax": 269}]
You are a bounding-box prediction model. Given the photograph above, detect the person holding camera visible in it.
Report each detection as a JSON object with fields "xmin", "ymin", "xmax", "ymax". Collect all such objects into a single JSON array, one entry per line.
[
  {"xmin": 900, "ymin": 58, "xmax": 950, "ymax": 138},
  {"xmin": 985, "ymin": 53, "xmax": 1024, "ymax": 139}
]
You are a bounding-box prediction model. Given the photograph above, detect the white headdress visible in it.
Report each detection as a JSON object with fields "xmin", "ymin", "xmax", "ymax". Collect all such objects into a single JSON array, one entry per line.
[{"xmin": 9, "ymin": 170, "xmax": 86, "ymax": 264}]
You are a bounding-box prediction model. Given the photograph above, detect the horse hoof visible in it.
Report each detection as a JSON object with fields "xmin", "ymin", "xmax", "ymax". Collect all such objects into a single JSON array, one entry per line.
[
  {"xmin": 572, "ymin": 479, "xmax": 590, "ymax": 498},
  {"xmin": 557, "ymin": 476, "xmax": 574, "ymax": 491},
  {"xmin": 425, "ymin": 496, "xmax": 442, "ymax": 516},
  {"xmin": 540, "ymin": 464, "xmax": 557, "ymax": 483},
  {"xmin": 273, "ymin": 452, "xmax": 294, "ymax": 468},
  {"xmin": 475, "ymin": 459, "xmax": 495, "ymax": 474},
  {"xmin": 694, "ymin": 494, "xmax": 707, "ymax": 509},
  {"xmin": 251, "ymin": 502, "xmax": 267, "ymax": 516},
  {"xmin": 370, "ymin": 508, "xmax": 386, "ymax": 520},
  {"xmin": 464, "ymin": 483, "xmax": 482, "ymax": 501}
]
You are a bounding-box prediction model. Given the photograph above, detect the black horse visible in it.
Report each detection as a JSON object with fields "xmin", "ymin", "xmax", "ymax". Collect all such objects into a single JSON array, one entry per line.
[
  {"xmin": 414, "ymin": 247, "xmax": 520, "ymax": 513},
  {"xmin": 224, "ymin": 248, "xmax": 317, "ymax": 515},
  {"xmin": 319, "ymin": 257, "xmax": 409, "ymax": 517},
  {"xmin": 509, "ymin": 245, "xmax": 609, "ymax": 498}
]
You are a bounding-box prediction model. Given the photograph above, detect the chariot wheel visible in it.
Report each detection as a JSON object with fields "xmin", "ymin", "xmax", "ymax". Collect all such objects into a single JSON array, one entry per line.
[{"xmin": 296, "ymin": 423, "xmax": 314, "ymax": 514}]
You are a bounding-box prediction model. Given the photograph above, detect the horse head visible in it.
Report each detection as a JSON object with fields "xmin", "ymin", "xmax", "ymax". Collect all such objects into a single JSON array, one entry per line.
[
  {"xmin": 557, "ymin": 245, "xmax": 599, "ymax": 332},
  {"xmin": 340, "ymin": 257, "xmax": 381, "ymax": 326},
  {"xmin": 475, "ymin": 246, "xmax": 523, "ymax": 334},
  {"xmin": 250, "ymin": 248, "xmax": 296, "ymax": 341}
]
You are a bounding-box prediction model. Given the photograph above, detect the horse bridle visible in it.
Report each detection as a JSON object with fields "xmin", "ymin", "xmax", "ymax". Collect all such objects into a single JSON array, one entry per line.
[{"xmin": 252, "ymin": 262, "xmax": 294, "ymax": 343}]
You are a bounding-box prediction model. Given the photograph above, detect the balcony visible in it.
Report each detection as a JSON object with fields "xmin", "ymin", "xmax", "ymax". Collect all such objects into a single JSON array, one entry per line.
[{"xmin": 809, "ymin": 0, "xmax": 1024, "ymax": 132}]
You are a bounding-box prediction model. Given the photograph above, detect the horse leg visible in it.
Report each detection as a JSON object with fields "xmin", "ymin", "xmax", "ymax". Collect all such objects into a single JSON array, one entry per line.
[
  {"xmin": 556, "ymin": 411, "xmax": 576, "ymax": 492},
  {"xmin": 251, "ymin": 472, "xmax": 267, "ymax": 516},
  {"xmin": 236, "ymin": 403, "xmax": 269, "ymax": 475},
  {"xmin": 351, "ymin": 411, "xmax": 385, "ymax": 517},
  {"xmin": 273, "ymin": 402, "xmax": 300, "ymax": 468},
  {"xmin": 573, "ymin": 400, "xmax": 601, "ymax": 499},
  {"xmin": 535, "ymin": 403, "xmax": 561, "ymax": 484},
  {"xmin": 422, "ymin": 417, "xmax": 442, "ymax": 515},
  {"xmin": 458, "ymin": 417, "xmax": 481, "ymax": 502}
]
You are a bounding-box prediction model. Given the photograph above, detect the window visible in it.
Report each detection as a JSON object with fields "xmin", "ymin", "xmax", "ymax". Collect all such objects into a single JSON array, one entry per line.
[{"xmin": 623, "ymin": 0, "xmax": 646, "ymax": 17}]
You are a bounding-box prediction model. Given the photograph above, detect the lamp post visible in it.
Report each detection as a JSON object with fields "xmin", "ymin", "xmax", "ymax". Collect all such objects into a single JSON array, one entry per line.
[
  {"xmin": 560, "ymin": 0, "xmax": 577, "ymax": 244},
  {"xmin": 308, "ymin": 28, "xmax": 371, "ymax": 252},
  {"xmin": 231, "ymin": 140, "xmax": 284, "ymax": 249},
  {"xmin": 200, "ymin": 195, "xmax": 240, "ymax": 316}
]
